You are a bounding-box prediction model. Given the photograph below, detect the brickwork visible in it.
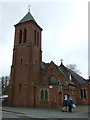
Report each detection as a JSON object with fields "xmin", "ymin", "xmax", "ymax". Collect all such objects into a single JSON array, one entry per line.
[
  {"xmin": 8, "ymin": 11, "xmax": 90, "ymax": 108},
  {"xmin": 8, "ymin": 19, "xmax": 42, "ymax": 106}
]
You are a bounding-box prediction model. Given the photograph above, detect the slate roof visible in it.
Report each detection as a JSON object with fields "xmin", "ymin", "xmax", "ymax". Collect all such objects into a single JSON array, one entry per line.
[
  {"xmin": 58, "ymin": 66, "xmax": 70, "ymax": 80},
  {"xmin": 15, "ymin": 11, "xmax": 43, "ymax": 30},
  {"xmin": 42, "ymin": 61, "xmax": 87, "ymax": 85},
  {"xmin": 68, "ymin": 68, "xmax": 87, "ymax": 84},
  {"xmin": 18, "ymin": 12, "xmax": 37, "ymax": 24},
  {"xmin": 59, "ymin": 65, "xmax": 87, "ymax": 84},
  {"xmin": 83, "ymin": 79, "xmax": 90, "ymax": 84},
  {"xmin": 41, "ymin": 62, "xmax": 49, "ymax": 70}
]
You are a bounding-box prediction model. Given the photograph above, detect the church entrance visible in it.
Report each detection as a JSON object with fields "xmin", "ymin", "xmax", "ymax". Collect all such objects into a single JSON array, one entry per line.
[{"xmin": 56, "ymin": 92, "xmax": 63, "ymax": 108}]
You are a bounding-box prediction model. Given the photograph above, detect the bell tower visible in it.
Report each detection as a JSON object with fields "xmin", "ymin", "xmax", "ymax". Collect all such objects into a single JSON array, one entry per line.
[{"xmin": 8, "ymin": 10, "xmax": 42, "ymax": 106}]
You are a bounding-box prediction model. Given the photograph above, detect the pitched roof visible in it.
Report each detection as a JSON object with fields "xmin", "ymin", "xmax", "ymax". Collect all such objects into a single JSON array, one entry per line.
[
  {"xmin": 42, "ymin": 61, "xmax": 87, "ymax": 85},
  {"xmin": 59, "ymin": 64, "xmax": 87, "ymax": 85},
  {"xmin": 18, "ymin": 12, "xmax": 37, "ymax": 24}
]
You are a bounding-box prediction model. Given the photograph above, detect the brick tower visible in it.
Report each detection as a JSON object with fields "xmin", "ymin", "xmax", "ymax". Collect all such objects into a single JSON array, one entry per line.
[{"xmin": 8, "ymin": 10, "xmax": 42, "ymax": 106}]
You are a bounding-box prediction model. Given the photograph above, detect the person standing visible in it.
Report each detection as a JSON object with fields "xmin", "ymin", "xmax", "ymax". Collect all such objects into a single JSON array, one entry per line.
[
  {"xmin": 62, "ymin": 96, "xmax": 68, "ymax": 112},
  {"xmin": 67, "ymin": 96, "xmax": 73, "ymax": 112}
]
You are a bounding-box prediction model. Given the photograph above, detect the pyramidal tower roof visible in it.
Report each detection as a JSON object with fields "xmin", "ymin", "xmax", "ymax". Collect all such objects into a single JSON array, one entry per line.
[
  {"xmin": 15, "ymin": 9, "xmax": 43, "ymax": 30},
  {"xmin": 18, "ymin": 11, "xmax": 37, "ymax": 24}
]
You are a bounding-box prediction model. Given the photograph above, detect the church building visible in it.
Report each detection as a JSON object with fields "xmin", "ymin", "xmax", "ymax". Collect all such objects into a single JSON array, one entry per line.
[{"xmin": 8, "ymin": 9, "xmax": 90, "ymax": 108}]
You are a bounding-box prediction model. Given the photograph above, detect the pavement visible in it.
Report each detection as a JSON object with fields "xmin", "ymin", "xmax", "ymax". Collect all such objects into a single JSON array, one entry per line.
[{"xmin": 1, "ymin": 105, "xmax": 89, "ymax": 119}]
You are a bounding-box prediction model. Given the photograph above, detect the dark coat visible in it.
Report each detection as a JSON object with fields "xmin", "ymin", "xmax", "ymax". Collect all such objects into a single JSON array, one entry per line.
[
  {"xmin": 67, "ymin": 98, "xmax": 73, "ymax": 105},
  {"xmin": 63, "ymin": 99, "xmax": 68, "ymax": 107}
]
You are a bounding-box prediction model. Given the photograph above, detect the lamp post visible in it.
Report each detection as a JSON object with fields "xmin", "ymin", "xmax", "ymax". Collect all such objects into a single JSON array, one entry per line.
[
  {"xmin": 34, "ymin": 85, "xmax": 36, "ymax": 107},
  {"xmin": 31, "ymin": 82, "xmax": 36, "ymax": 107}
]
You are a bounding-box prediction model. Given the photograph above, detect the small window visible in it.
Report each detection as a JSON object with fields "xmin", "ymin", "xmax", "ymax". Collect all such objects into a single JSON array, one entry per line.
[
  {"xmin": 20, "ymin": 58, "xmax": 23, "ymax": 65},
  {"xmin": 40, "ymin": 89, "xmax": 44, "ymax": 100},
  {"xmin": 45, "ymin": 90, "xmax": 48, "ymax": 101},
  {"xmin": 19, "ymin": 83, "xmax": 22, "ymax": 94},
  {"xmin": 37, "ymin": 32, "xmax": 39, "ymax": 46},
  {"xmin": 80, "ymin": 89, "xmax": 83, "ymax": 98},
  {"xmin": 84, "ymin": 89, "xmax": 86, "ymax": 99},
  {"xmin": 40, "ymin": 89, "xmax": 49, "ymax": 101},
  {"xmin": 34, "ymin": 30, "xmax": 36, "ymax": 44},
  {"xmin": 19, "ymin": 30, "xmax": 22, "ymax": 44},
  {"xmin": 80, "ymin": 88, "xmax": 87, "ymax": 99},
  {"xmin": 23, "ymin": 28, "xmax": 27, "ymax": 43}
]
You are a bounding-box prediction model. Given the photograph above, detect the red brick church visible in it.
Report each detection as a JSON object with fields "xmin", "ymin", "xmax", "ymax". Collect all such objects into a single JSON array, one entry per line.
[{"xmin": 8, "ymin": 10, "xmax": 90, "ymax": 108}]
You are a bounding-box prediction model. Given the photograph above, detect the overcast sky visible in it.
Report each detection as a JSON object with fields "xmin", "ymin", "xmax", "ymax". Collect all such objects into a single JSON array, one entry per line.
[{"xmin": 0, "ymin": 0, "xmax": 88, "ymax": 79}]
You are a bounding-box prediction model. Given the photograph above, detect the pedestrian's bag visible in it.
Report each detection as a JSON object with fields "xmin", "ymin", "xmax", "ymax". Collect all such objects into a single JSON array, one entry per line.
[{"xmin": 72, "ymin": 104, "xmax": 76, "ymax": 108}]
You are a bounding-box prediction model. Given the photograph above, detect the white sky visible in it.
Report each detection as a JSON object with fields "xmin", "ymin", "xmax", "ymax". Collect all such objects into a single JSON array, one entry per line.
[{"xmin": 0, "ymin": 0, "xmax": 89, "ymax": 79}]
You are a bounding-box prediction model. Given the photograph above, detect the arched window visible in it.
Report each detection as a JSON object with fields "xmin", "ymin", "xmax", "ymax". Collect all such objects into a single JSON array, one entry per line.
[
  {"xmin": 23, "ymin": 28, "xmax": 27, "ymax": 43},
  {"xmin": 34, "ymin": 30, "xmax": 36, "ymax": 44},
  {"xmin": 45, "ymin": 90, "xmax": 48, "ymax": 101},
  {"xmin": 48, "ymin": 76, "xmax": 57, "ymax": 85},
  {"xmin": 84, "ymin": 88, "xmax": 86, "ymax": 98},
  {"xmin": 19, "ymin": 83, "xmax": 22, "ymax": 95},
  {"xmin": 19, "ymin": 30, "xmax": 22, "ymax": 44},
  {"xmin": 40, "ymin": 89, "xmax": 44, "ymax": 100},
  {"xmin": 80, "ymin": 89, "xmax": 83, "ymax": 98},
  {"xmin": 37, "ymin": 32, "xmax": 39, "ymax": 46},
  {"xmin": 40, "ymin": 89, "xmax": 49, "ymax": 101},
  {"xmin": 80, "ymin": 88, "xmax": 87, "ymax": 99}
]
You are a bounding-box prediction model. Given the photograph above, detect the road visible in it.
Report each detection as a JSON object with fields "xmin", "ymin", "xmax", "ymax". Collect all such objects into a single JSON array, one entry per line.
[
  {"xmin": 1, "ymin": 110, "xmax": 31, "ymax": 119},
  {"xmin": 1, "ymin": 105, "xmax": 89, "ymax": 120},
  {"xmin": 1, "ymin": 110, "xmax": 70, "ymax": 120},
  {"xmin": 1, "ymin": 110, "xmax": 57, "ymax": 120}
]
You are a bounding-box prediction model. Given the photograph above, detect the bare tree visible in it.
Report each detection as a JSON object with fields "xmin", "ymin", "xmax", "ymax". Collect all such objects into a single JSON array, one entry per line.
[
  {"xmin": 66, "ymin": 64, "xmax": 82, "ymax": 75},
  {"xmin": 1, "ymin": 76, "xmax": 10, "ymax": 95}
]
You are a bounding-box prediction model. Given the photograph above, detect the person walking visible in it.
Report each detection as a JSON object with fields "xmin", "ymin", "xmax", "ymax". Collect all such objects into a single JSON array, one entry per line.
[
  {"xmin": 62, "ymin": 96, "xmax": 68, "ymax": 112},
  {"xmin": 67, "ymin": 96, "xmax": 73, "ymax": 112}
]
